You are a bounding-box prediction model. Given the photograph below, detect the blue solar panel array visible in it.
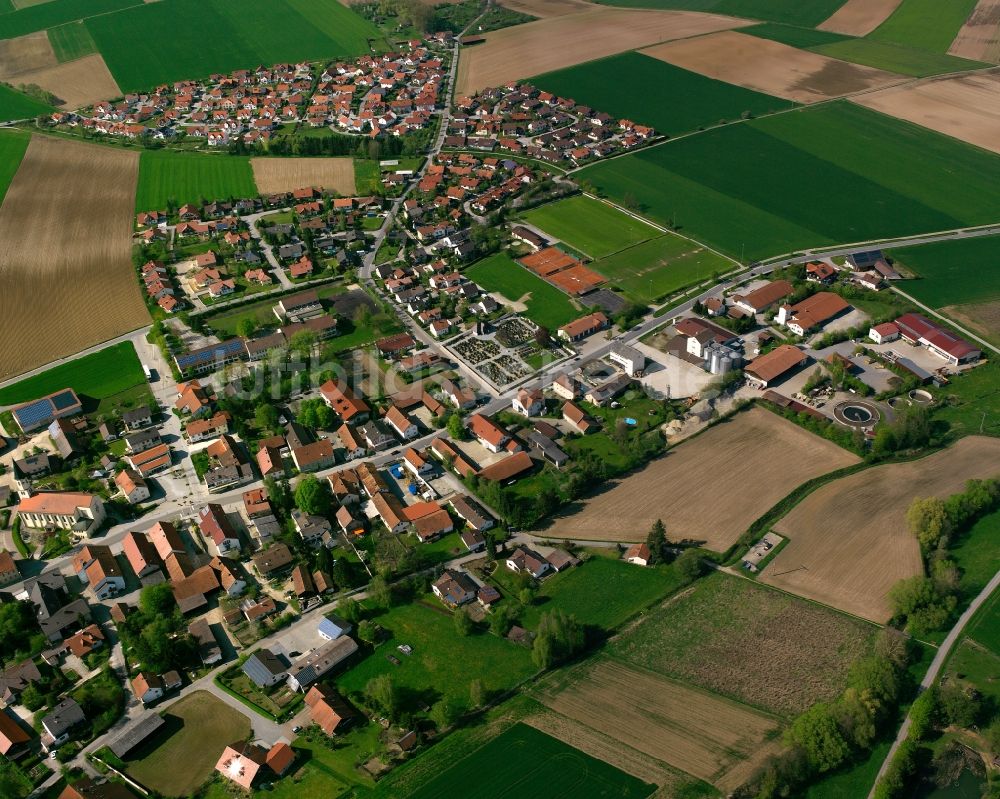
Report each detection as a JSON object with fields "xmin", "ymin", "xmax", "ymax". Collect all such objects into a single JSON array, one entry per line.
[
  {"xmin": 50, "ymin": 389, "xmax": 79, "ymax": 411},
  {"xmin": 12, "ymin": 398, "xmax": 53, "ymax": 429},
  {"xmin": 175, "ymin": 339, "xmax": 247, "ymax": 370}
]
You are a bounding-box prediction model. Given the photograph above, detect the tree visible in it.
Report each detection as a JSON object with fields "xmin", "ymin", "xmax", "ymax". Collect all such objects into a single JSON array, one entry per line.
[
  {"xmin": 295, "ymin": 475, "xmax": 331, "ymax": 517},
  {"xmin": 939, "ymin": 683, "xmax": 981, "ymax": 728},
  {"xmin": 453, "ymin": 607, "xmax": 473, "ymax": 636},
  {"xmin": 236, "ymin": 317, "xmax": 257, "ymax": 339},
  {"xmin": 534, "ymin": 326, "xmax": 550, "ymax": 346},
  {"xmin": 430, "ymin": 698, "xmax": 462, "ymax": 730},
  {"xmin": 339, "ymin": 598, "xmax": 362, "ymax": 623},
  {"xmin": 532, "ymin": 609, "xmax": 584, "ymax": 670},
  {"xmin": 370, "ymin": 574, "xmax": 392, "ymax": 608},
  {"xmin": 139, "ymin": 583, "xmax": 176, "ymax": 618},
  {"xmin": 907, "ymin": 497, "xmax": 952, "ymax": 553},
  {"xmin": 365, "ymin": 674, "xmax": 398, "ymax": 718},
  {"xmin": 469, "ymin": 678, "xmax": 485, "ymax": 708},
  {"xmin": 0, "ymin": 600, "xmax": 42, "ymax": 663},
  {"xmin": 254, "ymin": 403, "xmax": 279, "ymax": 433},
  {"xmin": 489, "ymin": 603, "xmax": 517, "ymax": 637},
  {"xmin": 518, "ymin": 587, "xmax": 535, "ymax": 607},
  {"xmin": 786, "ymin": 703, "xmax": 851, "ymax": 773},
  {"xmin": 645, "ymin": 519, "xmax": 667, "ymax": 565},
  {"xmin": 357, "ymin": 619, "xmax": 378, "ymax": 644},
  {"xmin": 447, "ymin": 412, "xmax": 465, "ymax": 440},
  {"xmin": 674, "ymin": 549, "xmax": 703, "ymax": 584}
]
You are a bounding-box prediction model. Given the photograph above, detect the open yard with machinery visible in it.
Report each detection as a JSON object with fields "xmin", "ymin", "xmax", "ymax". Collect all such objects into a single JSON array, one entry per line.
[
  {"xmin": 530, "ymin": 50, "xmax": 795, "ymax": 136},
  {"xmin": 641, "ymin": 31, "xmax": 903, "ymax": 103},
  {"xmin": 533, "ymin": 657, "xmax": 780, "ymax": 791},
  {"xmin": 542, "ymin": 407, "xmax": 859, "ymax": 551},
  {"xmin": 611, "ymin": 572, "xmax": 876, "ymax": 717},
  {"xmin": 520, "ymin": 194, "xmax": 660, "ymax": 259},
  {"xmin": 85, "ymin": 0, "xmax": 378, "ymax": 93},
  {"xmin": 455, "ymin": 7, "xmax": 749, "ymax": 94},
  {"xmin": 136, "ymin": 150, "xmax": 257, "ymax": 210},
  {"xmin": 250, "ymin": 157, "xmax": 355, "ymax": 195},
  {"xmin": 124, "ymin": 691, "xmax": 251, "ymax": 797},
  {"xmin": 887, "ymin": 234, "xmax": 1000, "ymax": 309},
  {"xmin": 764, "ymin": 436, "xmax": 1000, "ymax": 622},
  {"xmin": 0, "ymin": 134, "xmax": 148, "ymax": 381},
  {"xmin": 579, "ymin": 101, "xmax": 1000, "ymax": 261},
  {"xmin": 404, "ymin": 722, "xmax": 655, "ymax": 799},
  {"xmin": 467, "ymin": 252, "xmax": 580, "ymax": 329}
]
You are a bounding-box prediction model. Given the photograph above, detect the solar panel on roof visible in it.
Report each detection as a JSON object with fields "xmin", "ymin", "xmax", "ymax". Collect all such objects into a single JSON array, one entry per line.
[
  {"xmin": 50, "ymin": 390, "xmax": 78, "ymax": 411},
  {"xmin": 13, "ymin": 399, "xmax": 53, "ymax": 427}
]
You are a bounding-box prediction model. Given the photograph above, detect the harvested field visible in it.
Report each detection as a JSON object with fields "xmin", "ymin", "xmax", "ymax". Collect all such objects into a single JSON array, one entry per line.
[
  {"xmin": 0, "ymin": 31, "xmax": 56, "ymax": 78},
  {"xmin": 250, "ymin": 156, "xmax": 355, "ymax": 195},
  {"xmin": 818, "ymin": 0, "xmax": 904, "ymax": 36},
  {"xmin": 611, "ymin": 573, "xmax": 876, "ymax": 717},
  {"xmin": 542, "ymin": 407, "xmax": 859, "ymax": 551},
  {"xmin": 534, "ymin": 658, "xmax": 779, "ymax": 790},
  {"xmin": 501, "ymin": 0, "xmax": 596, "ymax": 16},
  {"xmin": 9, "ymin": 52, "xmax": 120, "ymax": 109},
  {"xmin": 642, "ymin": 30, "xmax": 904, "ymax": 103},
  {"xmin": 764, "ymin": 436, "xmax": 1000, "ymax": 622},
  {"xmin": 950, "ymin": 0, "xmax": 1000, "ymax": 62},
  {"xmin": 941, "ymin": 300, "xmax": 1000, "ymax": 343},
  {"xmin": 456, "ymin": 8, "xmax": 750, "ymax": 94},
  {"xmin": 0, "ymin": 135, "xmax": 147, "ymax": 381},
  {"xmin": 853, "ymin": 72, "xmax": 1000, "ymax": 157}
]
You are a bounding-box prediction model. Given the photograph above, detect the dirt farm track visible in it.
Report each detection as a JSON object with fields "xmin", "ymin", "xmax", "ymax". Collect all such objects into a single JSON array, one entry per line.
[
  {"xmin": 541, "ymin": 406, "xmax": 860, "ymax": 551},
  {"xmin": 764, "ymin": 436, "xmax": 1000, "ymax": 622},
  {"xmin": 0, "ymin": 135, "xmax": 148, "ymax": 381}
]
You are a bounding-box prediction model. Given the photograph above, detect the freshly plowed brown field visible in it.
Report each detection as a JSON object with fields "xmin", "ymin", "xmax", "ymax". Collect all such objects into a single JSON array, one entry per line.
[
  {"xmin": 0, "ymin": 135, "xmax": 147, "ymax": 381},
  {"xmin": 542, "ymin": 407, "xmax": 859, "ymax": 551},
  {"xmin": 456, "ymin": 8, "xmax": 750, "ymax": 94},
  {"xmin": 949, "ymin": 0, "xmax": 1000, "ymax": 62},
  {"xmin": 11, "ymin": 53, "xmax": 120, "ymax": 110},
  {"xmin": 818, "ymin": 0, "xmax": 904, "ymax": 36},
  {"xmin": 250, "ymin": 157, "xmax": 356, "ymax": 195},
  {"xmin": 500, "ymin": 0, "xmax": 596, "ymax": 17},
  {"xmin": 941, "ymin": 300, "xmax": 1000, "ymax": 343},
  {"xmin": 765, "ymin": 436, "xmax": 1000, "ymax": 621},
  {"xmin": 0, "ymin": 32, "xmax": 57, "ymax": 79},
  {"xmin": 642, "ymin": 31, "xmax": 904, "ymax": 103},
  {"xmin": 534, "ymin": 659, "xmax": 780, "ymax": 789},
  {"xmin": 853, "ymin": 72, "xmax": 1000, "ymax": 156}
]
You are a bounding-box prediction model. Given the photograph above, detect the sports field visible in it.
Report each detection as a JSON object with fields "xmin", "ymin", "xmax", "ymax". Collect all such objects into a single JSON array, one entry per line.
[
  {"xmin": 591, "ymin": 0, "xmax": 845, "ymax": 26},
  {"xmin": 611, "ymin": 572, "xmax": 875, "ymax": 717},
  {"xmin": 0, "ymin": 82, "xmax": 52, "ymax": 120},
  {"xmin": 85, "ymin": 0, "xmax": 378, "ymax": 93},
  {"xmin": 125, "ymin": 691, "xmax": 251, "ymax": 797},
  {"xmin": 0, "ymin": 0, "xmax": 140, "ymax": 39},
  {"xmin": 591, "ymin": 235, "xmax": 731, "ymax": 302},
  {"xmin": 887, "ymin": 235, "xmax": 1000, "ymax": 308},
  {"xmin": 870, "ymin": 0, "xmax": 980, "ymax": 53},
  {"xmin": 530, "ymin": 51, "xmax": 794, "ymax": 137},
  {"xmin": 0, "ymin": 129, "xmax": 29, "ymax": 201},
  {"xmin": 47, "ymin": 20, "xmax": 96, "ymax": 61},
  {"xmin": 136, "ymin": 150, "xmax": 257, "ymax": 210},
  {"xmin": 521, "ymin": 195, "xmax": 659, "ymax": 259},
  {"xmin": 406, "ymin": 723, "xmax": 655, "ymax": 799},
  {"xmin": 467, "ymin": 253, "xmax": 579, "ymax": 329},
  {"xmin": 578, "ymin": 101, "xmax": 1000, "ymax": 260}
]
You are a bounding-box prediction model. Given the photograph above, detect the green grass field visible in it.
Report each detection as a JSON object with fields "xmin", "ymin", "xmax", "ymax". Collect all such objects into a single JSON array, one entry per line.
[
  {"xmin": 887, "ymin": 236, "xmax": 1000, "ymax": 308},
  {"xmin": 951, "ymin": 510, "xmax": 1000, "ymax": 608},
  {"xmin": 0, "ymin": 341, "xmax": 145, "ymax": 405},
  {"xmin": 0, "ymin": 83, "xmax": 53, "ymax": 121},
  {"xmin": 870, "ymin": 0, "xmax": 979, "ymax": 53},
  {"xmin": 467, "ymin": 253, "xmax": 579, "ymax": 329},
  {"xmin": 86, "ymin": 0, "xmax": 378, "ymax": 93},
  {"xmin": 742, "ymin": 22, "xmax": 851, "ymax": 49},
  {"xmin": 406, "ymin": 723, "xmax": 655, "ymax": 799},
  {"xmin": 967, "ymin": 589, "xmax": 1000, "ymax": 656},
  {"xmin": 336, "ymin": 599, "xmax": 536, "ymax": 712},
  {"xmin": 136, "ymin": 150, "xmax": 257, "ymax": 210},
  {"xmin": 531, "ymin": 52, "xmax": 794, "ymax": 137},
  {"xmin": 590, "ymin": 234, "xmax": 731, "ymax": 302},
  {"xmin": 47, "ymin": 20, "xmax": 97, "ymax": 62},
  {"xmin": 0, "ymin": 130, "xmax": 29, "ymax": 203},
  {"xmin": 0, "ymin": 0, "xmax": 139, "ymax": 39},
  {"xmin": 125, "ymin": 691, "xmax": 251, "ymax": 797},
  {"xmin": 579, "ymin": 102, "xmax": 1000, "ymax": 261},
  {"xmin": 521, "ymin": 195, "xmax": 659, "ymax": 259},
  {"xmin": 591, "ymin": 0, "xmax": 844, "ymax": 26}
]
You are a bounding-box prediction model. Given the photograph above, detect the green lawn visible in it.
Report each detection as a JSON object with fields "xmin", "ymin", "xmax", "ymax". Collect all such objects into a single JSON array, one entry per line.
[
  {"xmin": 811, "ymin": 38, "xmax": 987, "ymax": 77},
  {"xmin": 47, "ymin": 20, "xmax": 97, "ymax": 62},
  {"xmin": 405, "ymin": 723, "xmax": 655, "ymax": 799},
  {"xmin": 887, "ymin": 235, "xmax": 1000, "ymax": 308},
  {"xmin": 966, "ymin": 589, "xmax": 1000, "ymax": 656},
  {"xmin": 0, "ymin": 0, "xmax": 140, "ymax": 39},
  {"xmin": 530, "ymin": 51, "xmax": 794, "ymax": 137},
  {"xmin": 466, "ymin": 253, "xmax": 579, "ymax": 329},
  {"xmin": 951, "ymin": 510, "xmax": 1000, "ymax": 607},
  {"xmin": 0, "ymin": 83, "xmax": 53, "ymax": 122},
  {"xmin": 0, "ymin": 130, "xmax": 30, "ymax": 203},
  {"xmin": 590, "ymin": 0, "xmax": 844, "ymax": 26},
  {"xmin": 124, "ymin": 691, "xmax": 251, "ymax": 797},
  {"xmin": 579, "ymin": 102, "xmax": 1000, "ymax": 261},
  {"xmin": 336, "ymin": 599, "xmax": 536, "ymax": 712},
  {"xmin": 945, "ymin": 639, "xmax": 1000, "ymax": 708},
  {"xmin": 136, "ymin": 150, "xmax": 257, "ymax": 210},
  {"xmin": 870, "ymin": 0, "xmax": 980, "ymax": 53},
  {"xmin": 934, "ymin": 360, "xmax": 1000, "ymax": 439},
  {"xmin": 0, "ymin": 341, "xmax": 145, "ymax": 405},
  {"xmin": 590, "ymin": 234, "xmax": 731, "ymax": 302},
  {"xmin": 86, "ymin": 0, "xmax": 378, "ymax": 93},
  {"xmin": 521, "ymin": 194, "xmax": 660, "ymax": 259}
]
